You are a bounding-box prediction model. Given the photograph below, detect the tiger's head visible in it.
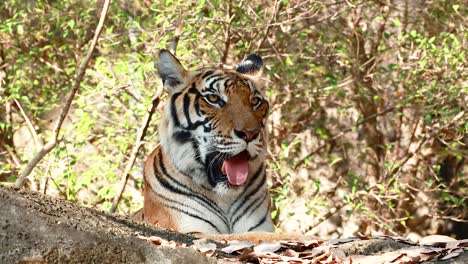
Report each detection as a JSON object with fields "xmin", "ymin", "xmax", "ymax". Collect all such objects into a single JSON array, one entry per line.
[{"xmin": 156, "ymin": 50, "xmax": 269, "ymax": 193}]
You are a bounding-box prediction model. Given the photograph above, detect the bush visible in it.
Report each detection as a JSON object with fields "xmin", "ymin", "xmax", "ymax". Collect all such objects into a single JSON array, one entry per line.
[{"xmin": 0, "ymin": 0, "xmax": 466, "ymax": 239}]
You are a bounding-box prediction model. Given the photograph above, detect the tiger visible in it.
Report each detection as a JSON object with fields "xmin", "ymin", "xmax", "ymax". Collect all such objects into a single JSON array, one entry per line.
[{"xmin": 139, "ymin": 49, "xmax": 274, "ymax": 235}]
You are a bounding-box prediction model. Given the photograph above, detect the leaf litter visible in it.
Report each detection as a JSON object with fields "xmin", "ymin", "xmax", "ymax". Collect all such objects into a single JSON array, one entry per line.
[{"xmin": 138, "ymin": 234, "xmax": 467, "ymax": 263}]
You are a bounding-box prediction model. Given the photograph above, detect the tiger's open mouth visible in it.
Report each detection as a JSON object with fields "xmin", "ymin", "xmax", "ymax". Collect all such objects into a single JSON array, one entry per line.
[
  {"xmin": 207, "ymin": 150, "xmax": 251, "ymax": 187},
  {"xmin": 221, "ymin": 150, "xmax": 250, "ymax": 185}
]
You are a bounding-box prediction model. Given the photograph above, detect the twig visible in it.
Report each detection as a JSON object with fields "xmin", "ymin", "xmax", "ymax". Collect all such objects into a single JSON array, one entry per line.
[
  {"xmin": 170, "ymin": 14, "xmax": 183, "ymax": 56},
  {"xmin": 256, "ymin": 0, "xmax": 280, "ymax": 53},
  {"xmin": 14, "ymin": 99, "xmax": 43, "ymax": 148},
  {"xmin": 303, "ymin": 184, "xmax": 379, "ymax": 235},
  {"xmin": 387, "ymin": 119, "xmax": 421, "ymax": 178},
  {"xmin": 42, "ymin": 155, "xmax": 54, "ymax": 195},
  {"xmin": 0, "ymin": 140, "xmax": 21, "ymax": 167},
  {"xmin": 428, "ymin": 215, "xmax": 468, "ymax": 223},
  {"xmin": 110, "ymin": 95, "xmax": 160, "ymax": 212},
  {"xmin": 221, "ymin": 0, "xmax": 233, "ymax": 64},
  {"xmin": 304, "ymin": 203, "xmax": 346, "ymax": 234},
  {"xmin": 371, "ymin": 0, "xmax": 393, "ymax": 56},
  {"xmin": 388, "ymin": 111, "xmax": 465, "ymax": 179},
  {"xmin": 294, "ymin": 106, "xmax": 396, "ymax": 170},
  {"xmin": 14, "ymin": 0, "xmax": 112, "ymax": 189}
]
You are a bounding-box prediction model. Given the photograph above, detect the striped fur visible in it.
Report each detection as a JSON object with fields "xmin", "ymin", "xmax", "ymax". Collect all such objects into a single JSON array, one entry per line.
[{"xmin": 140, "ymin": 50, "xmax": 274, "ymax": 234}]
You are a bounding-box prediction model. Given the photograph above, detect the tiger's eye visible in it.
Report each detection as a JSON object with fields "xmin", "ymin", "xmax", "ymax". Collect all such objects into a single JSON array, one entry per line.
[
  {"xmin": 207, "ymin": 94, "xmax": 221, "ymax": 103},
  {"xmin": 251, "ymin": 97, "xmax": 261, "ymax": 107}
]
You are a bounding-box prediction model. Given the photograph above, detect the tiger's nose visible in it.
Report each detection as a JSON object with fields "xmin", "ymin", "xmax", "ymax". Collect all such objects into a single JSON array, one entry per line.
[{"xmin": 234, "ymin": 129, "xmax": 260, "ymax": 143}]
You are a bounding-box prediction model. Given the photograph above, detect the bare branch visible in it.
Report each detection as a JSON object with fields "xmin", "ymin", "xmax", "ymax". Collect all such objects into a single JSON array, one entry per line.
[
  {"xmin": 0, "ymin": 140, "xmax": 21, "ymax": 167},
  {"xmin": 14, "ymin": 99, "xmax": 43, "ymax": 149},
  {"xmin": 15, "ymin": 0, "xmax": 112, "ymax": 189},
  {"xmin": 256, "ymin": 0, "xmax": 280, "ymax": 53},
  {"xmin": 304, "ymin": 203, "xmax": 346, "ymax": 234},
  {"xmin": 221, "ymin": 0, "xmax": 233, "ymax": 64},
  {"xmin": 170, "ymin": 14, "xmax": 183, "ymax": 56},
  {"xmin": 387, "ymin": 111, "xmax": 465, "ymax": 179}
]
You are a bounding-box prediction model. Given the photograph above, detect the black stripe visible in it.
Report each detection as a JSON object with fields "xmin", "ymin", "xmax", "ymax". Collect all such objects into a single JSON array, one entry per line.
[
  {"xmin": 191, "ymin": 139, "xmax": 202, "ymax": 164},
  {"xmin": 155, "ymin": 190, "xmax": 207, "ymax": 217},
  {"xmin": 193, "ymin": 94, "xmax": 202, "ymax": 116},
  {"xmin": 231, "ymin": 188, "xmax": 268, "ymax": 227},
  {"xmin": 156, "ymin": 152, "xmax": 221, "ymax": 213},
  {"xmin": 207, "ymin": 77, "xmax": 224, "ymax": 92},
  {"xmin": 188, "ymin": 83, "xmax": 199, "ymax": 94},
  {"xmin": 188, "ymin": 84, "xmax": 203, "ymax": 117},
  {"xmin": 183, "ymin": 93, "xmax": 192, "ymax": 126},
  {"xmin": 203, "ymin": 124, "xmax": 211, "ymax": 133},
  {"xmin": 223, "ymin": 78, "xmax": 230, "ymax": 92},
  {"xmin": 163, "ymin": 203, "xmax": 221, "ymax": 233},
  {"xmin": 202, "ymin": 70, "xmax": 215, "ymax": 79},
  {"xmin": 171, "ymin": 91, "xmax": 208, "ymax": 131},
  {"xmin": 188, "ymin": 83, "xmax": 202, "ymax": 120},
  {"xmin": 182, "ymin": 93, "xmax": 209, "ymax": 130},
  {"xmin": 230, "ymin": 175, "xmax": 266, "ymax": 226},
  {"xmin": 173, "ymin": 131, "xmax": 192, "ymax": 144},
  {"xmin": 246, "ymin": 191, "xmax": 269, "ymax": 218},
  {"xmin": 247, "ymin": 210, "xmax": 269, "ymax": 232},
  {"xmin": 205, "ymin": 74, "xmax": 223, "ymax": 83},
  {"xmin": 154, "ymin": 150, "xmax": 229, "ymax": 226},
  {"xmin": 170, "ymin": 92, "xmax": 182, "ymax": 127}
]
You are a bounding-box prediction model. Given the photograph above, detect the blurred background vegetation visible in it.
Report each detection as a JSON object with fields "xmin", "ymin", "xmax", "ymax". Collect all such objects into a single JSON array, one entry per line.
[{"xmin": 0, "ymin": 0, "xmax": 466, "ymax": 239}]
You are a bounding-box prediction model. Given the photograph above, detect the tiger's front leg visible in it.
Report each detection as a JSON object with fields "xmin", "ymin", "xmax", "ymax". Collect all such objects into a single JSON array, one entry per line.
[{"xmin": 193, "ymin": 232, "xmax": 318, "ymax": 244}]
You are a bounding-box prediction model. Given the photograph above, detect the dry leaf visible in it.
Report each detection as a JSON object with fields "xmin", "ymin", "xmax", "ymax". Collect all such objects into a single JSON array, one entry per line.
[
  {"xmin": 254, "ymin": 242, "xmax": 283, "ymax": 254},
  {"xmin": 279, "ymin": 255, "xmax": 308, "ymax": 263},
  {"xmin": 278, "ymin": 239, "xmax": 323, "ymax": 251},
  {"xmin": 138, "ymin": 235, "xmax": 184, "ymax": 248},
  {"xmin": 221, "ymin": 240, "xmax": 254, "ymax": 254},
  {"xmin": 281, "ymin": 249, "xmax": 299, "ymax": 258},
  {"xmin": 440, "ymin": 248, "xmax": 464, "ymax": 260},
  {"xmin": 330, "ymin": 248, "xmax": 347, "ymax": 260},
  {"xmin": 445, "ymin": 239, "xmax": 468, "ymax": 248},
  {"xmin": 239, "ymin": 251, "xmax": 280, "ymax": 262},
  {"xmin": 192, "ymin": 238, "xmax": 217, "ymax": 254},
  {"xmin": 420, "ymin": 234, "xmax": 457, "ymax": 245}
]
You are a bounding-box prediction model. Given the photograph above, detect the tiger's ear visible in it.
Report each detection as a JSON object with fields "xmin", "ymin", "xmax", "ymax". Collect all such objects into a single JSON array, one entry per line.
[
  {"xmin": 157, "ymin": 49, "xmax": 188, "ymax": 93},
  {"xmin": 235, "ymin": 54, "xmax": 263, "ymax": 76}
]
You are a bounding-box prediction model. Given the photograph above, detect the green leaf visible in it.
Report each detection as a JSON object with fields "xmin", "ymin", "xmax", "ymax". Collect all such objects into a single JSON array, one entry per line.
[
  {"xmin": 330, "ymin": 157, "xmax": 343, "ymax": 166},
  {"xmin": 271, "ymin": 210, "xmax": 278, "ymax": 219},
  {"xmin": 17, "ymin": 24, "xmax": 24, "ymax": 35},
  {"xmin": 392, "ymin": 19, "xmax": 401, "ymax": 26},
  {"xmin": 285, "ymin": 56, "xmax": 293, "ymax": 66},
  {"xmin": 68, "ymin": 19, "xmax": 75, "ymax": 29}
]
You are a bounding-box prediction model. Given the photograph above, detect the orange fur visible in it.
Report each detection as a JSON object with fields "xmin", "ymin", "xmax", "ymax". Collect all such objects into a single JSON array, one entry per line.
[
  {"xmin": 195, "ymin": 232, "xmax": 318, "ymax": 244},
  {"xmin": 139, "ymin": 147, "xmax": 177, "ymax": 231}
]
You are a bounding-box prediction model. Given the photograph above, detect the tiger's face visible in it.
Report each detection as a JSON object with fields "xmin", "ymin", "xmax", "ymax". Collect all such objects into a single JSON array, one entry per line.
[{"xmin": 157, "ymin": 51, "xmax": 269, "ymax": 192}]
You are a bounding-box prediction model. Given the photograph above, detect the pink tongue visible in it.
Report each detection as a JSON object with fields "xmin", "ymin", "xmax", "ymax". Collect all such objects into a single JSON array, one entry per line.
[{"xmin": 224, "ymin": 159, "xmax": 249, "ymax": 185}]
